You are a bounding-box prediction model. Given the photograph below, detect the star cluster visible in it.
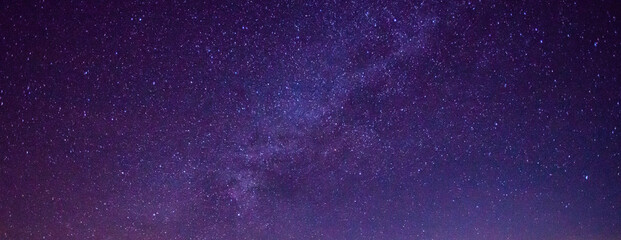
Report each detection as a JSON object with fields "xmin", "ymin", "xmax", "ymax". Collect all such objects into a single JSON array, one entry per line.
[{"xmin": 1, "ymin": 1, "xmax": 620, "ymax": 239}]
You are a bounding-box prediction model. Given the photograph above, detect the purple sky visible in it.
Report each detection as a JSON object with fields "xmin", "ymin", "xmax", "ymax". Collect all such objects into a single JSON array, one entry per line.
[{"xmin": 1, "ymin": 1, "xmax": 620, "ymax": 239}]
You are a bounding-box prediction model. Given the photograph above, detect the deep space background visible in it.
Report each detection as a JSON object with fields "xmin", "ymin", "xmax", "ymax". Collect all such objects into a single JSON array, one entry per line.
[{"xmin": 1, "ymin": 0, "xmax": 621, "ymax": 239}]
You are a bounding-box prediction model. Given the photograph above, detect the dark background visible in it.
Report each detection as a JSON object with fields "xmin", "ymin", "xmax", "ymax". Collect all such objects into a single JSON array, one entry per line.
[{"xmin": 1, "ymin": 0, "xmax": 620, "ymax": 239}]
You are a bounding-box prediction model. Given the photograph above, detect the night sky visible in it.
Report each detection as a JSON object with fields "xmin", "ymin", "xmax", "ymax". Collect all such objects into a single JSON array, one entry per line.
[{"xmin": 1, "ymin": 1, "xmax": 621, "ymax": 239}]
